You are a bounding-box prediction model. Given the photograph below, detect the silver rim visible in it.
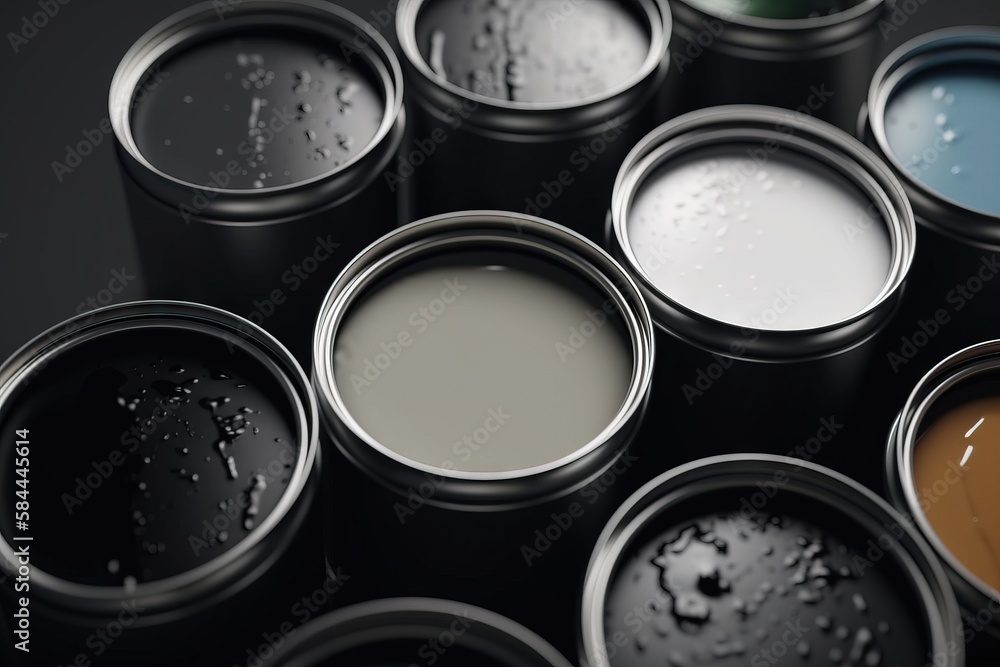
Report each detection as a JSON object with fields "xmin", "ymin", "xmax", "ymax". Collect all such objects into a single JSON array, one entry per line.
[
  {"xmin": 0, "ymin": 301, "xmax": 318, "ymax": 617},
  {"xmin": 109, "ymin": 0, "xmax": 405, "ymax": 221},
  {"xmin": 313, "ymin": 211, "xmax": 654, "ymax": 508},
  {"xmin": 581, "ymin": 454, "xmax": 963, "ymax": 667},
  {"xmin": 609, "ymin": 104, "xmax": 916, "ymax": 361},
  {"xmin": 889, "ymin": 340, "xmax": 1000, "ymax": 631},
  {"xmin": 272, "ymin": 598, "xmax": 573, "ymax": 666},
  {"xmin": 670, "ymin": 0, "xmax": 885, "ymax": 51},
  {"xmin": 865, "ymin": 27, "xmax": 1000, "ymax": 244},
  {"xmin": 395, "ymin": 0, "xmax": 670, "ymax": 133}
]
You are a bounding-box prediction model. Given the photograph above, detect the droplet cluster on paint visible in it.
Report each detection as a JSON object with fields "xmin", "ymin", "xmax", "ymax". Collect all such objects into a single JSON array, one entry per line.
[
  {"xmin": 130, "ymin": 32, "xmax": 385, "ymax": 189},
  {"xmin": 603, "ymin": 511, "xmax": 925, "ymax": 666},
  {"xmin": 416, "ymin": 0, "xmax": 651, "ymax": 104}
]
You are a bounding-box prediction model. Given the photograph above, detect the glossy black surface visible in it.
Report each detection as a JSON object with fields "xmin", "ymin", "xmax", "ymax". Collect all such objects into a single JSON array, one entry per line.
[{"xmin": 0, "ymin": 326, "xmax": 299, "ymax": 584}]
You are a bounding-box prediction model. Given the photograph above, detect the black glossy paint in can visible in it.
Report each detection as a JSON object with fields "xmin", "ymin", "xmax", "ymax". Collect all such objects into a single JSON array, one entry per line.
[
  {"xmin": 0, "ymin": 301, "xmax": 322, "ymax": 666},
  {"xmin": 666, "ymin": 0, "xmax": 887, "ymax": 131},
  {"xmin": 109, "ymin": 0, "xmax": 406, "ymax": 364},
  {"xmin": 581, "ymin": 455, "xmax": 964, "ymax": 667},
  {"xmin": 394, "ymin": 0, "xmax": 671, "ymax": 243}
]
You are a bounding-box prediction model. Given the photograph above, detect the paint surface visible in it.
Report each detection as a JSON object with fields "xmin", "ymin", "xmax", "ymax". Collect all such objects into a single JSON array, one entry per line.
[
  {"xmin": 0, "ymin": 327, "xmax": 299, "ymax": 585},
  {"xmin": 884, "ymin": 63, "xmax": 1000, "ymax": 216},
  {"xmin": 132, "ymin": 30, "xmax": 384, "ymax": 189},
  {"xmin": 626, "ymin": 146, "xmax": 891, "ymax": 330},
  {"xmin": 604, "ymin": 505, "xmax": 926, "ymax": 666},
  {"xmin": 333, "ymin": 251, "xmax": 633, "ymax": 473},
  {"xmin": 914, "ymin": 394, "xmax": 1000, "ymax": 592},
  {"xmin": 415, "ymin": 0, "xmax": 650, "ymax": 103}
]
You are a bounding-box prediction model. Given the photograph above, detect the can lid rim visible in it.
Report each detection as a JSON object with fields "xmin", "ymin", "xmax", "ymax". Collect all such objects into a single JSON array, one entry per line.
[
  {"xmin": 580, "ymin": 453, "xmax": 964, "ymax": 667},
  {"xmin": 0, "ymin": 300, "xmax": 320, "ymax": 614},
  {"xmin": 394, "ymin": 0, "xmax": 670, "ymax": 129}
]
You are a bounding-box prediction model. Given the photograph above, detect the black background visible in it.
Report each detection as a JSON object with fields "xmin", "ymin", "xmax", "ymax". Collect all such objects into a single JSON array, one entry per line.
[{"xmin": 1, "ymin": 0, "xmax": 999, "ymax": 665}]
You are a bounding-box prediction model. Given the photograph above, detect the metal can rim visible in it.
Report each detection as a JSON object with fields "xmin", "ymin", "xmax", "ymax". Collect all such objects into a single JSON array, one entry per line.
[
  {"xmin": 0, "ymin": 300, "xmax": 320, "ymax": 617},
  {"xmin": 581, "ymin": 453, "xmax": 964, "ymax": 667},
  {"xmin": 394, "ymin": 0, "xmax": 670, "ymax": 134},
  {"xmin": 270, "ymin": 597, "xmax": 573, "ymax": 666},
  {"xmin": 109, "ymin": 0, "xmax": 405, "ymax": 221},
  {"xmin": 669, "ymin": 0, "xmax": 885, "ymax": 52},
  {"xmin": 863, "ymin": 26, "xmax": 1000, "ymax": 246},
  {"xmin": 312, "ymin": 210, "xmax": 655, "ymax": 509},
  {"xmin": 887, "ymin": 339, "xmax": 1000, "ymax": 637},
  {"xmin": 608, "ymin": 104, "xmax": 916, "ymax": 362}
]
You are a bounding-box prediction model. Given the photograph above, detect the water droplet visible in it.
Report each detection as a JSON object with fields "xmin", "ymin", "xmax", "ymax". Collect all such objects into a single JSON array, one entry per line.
[
  {"xmin": 164, "ymin": 139, "xmax": 172, "ymax": 146},
  {"xmin": 107, "ymin": 559, "xmax": 120, "ymax": 574},
  {"xmin": 935, "ymin": 113, "xmax": 947, "ymax": 126},
  {"xmin": 931, "ymin": 85, "xmax": 945, "ymax": 100},
  {"xmin": 951, "ymin": 165, "xmax": 962, "ymax": 175},
  {"xmin": 215, "ymin": 148, "xmax": 224, "ymax": 156},
  {"xmin": 183, "ymin": 95, "xmax": 193, "ymax": 104}
]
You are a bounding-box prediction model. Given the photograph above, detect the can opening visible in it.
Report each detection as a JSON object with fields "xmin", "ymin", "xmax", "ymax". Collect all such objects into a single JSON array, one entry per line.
[
  {"xmin": 911, "ymin": 371, "xmax": 1000, "ymax": 598},
  {"xmin": 600, "ymin": 488, "xmax": 932, "ymax": 666},
  {"xmin": 129, "ymin": 26, "xmax": 386, "ymax": 191},
  {"xmin": 411, "ymin": 0, "xmax": 652, "ymax": 105},
  {"xmin": 0, "ymin": 321, "xmax": 305, "ymax": 589},
  {"xmin": 880, "ymin": 57, "xmax": 1000, "ymax": 218},
  {"xmin": 623, "ymin": 142, "xmax": 892, "ymax": 331},
  {"xmin": 331, "ymin": 246, "xmax": 634, "ymax": 475}
]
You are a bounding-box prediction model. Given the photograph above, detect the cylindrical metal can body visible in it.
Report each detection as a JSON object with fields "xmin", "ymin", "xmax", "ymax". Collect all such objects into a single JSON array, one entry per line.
[
  {"xmin": 110, "ymin": 0, "xmax": 407, "ymax": 364},
  {"xmin": 666, "ymin": 0, "xmax": 887, "ymax": 131},
  {"xmin": 312, "ymin": 211, "xmax": 655, "ymax": 655},
  {"xmin": 0, "ymin": 301, "xmax": 323, "ymax": 666},
  {"xmin": 886, "ymin": 341, "xmax": 1000, "ymax": 656},
  {"xmin": 606, "ymin": 105, "xmax": 915, "ymax": 472},
  {"xmin": 394, "ymin": 0, "xmax": 671, "ymax": 243},
  {"xmin": 861, "ymin": 27, "xmax": 1000, "ymax": 354}
]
